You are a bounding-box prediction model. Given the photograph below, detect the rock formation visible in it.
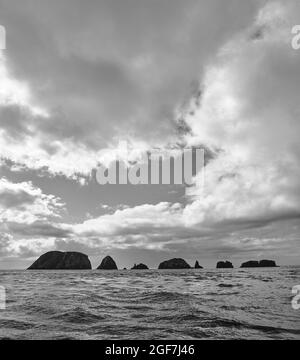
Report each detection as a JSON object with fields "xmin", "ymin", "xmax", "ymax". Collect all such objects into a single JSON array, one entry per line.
[
  {"xmin": 194, "ymin": 261, "xmax": 203, "ymax": 269},
  {"xmin": 259, "ymin": 260, "xmax": 277, "ymax": 267},
  {"xmin": 216, "ymin": 261, "xmax": 234, "ymax": 269},
  {"xmin": 27, "ymin": 251, "xmax": 92, "ymax": 270},
  {"xmin": 97, "ymin": 256, "xmax": 118, "ymax": 270},
  {"xmin": 240, "ymin": 260, "xmax": 259, "ymax": 268},
  {"xmin": 158, "ymin": 258, "xmax": 191, "ymax": 269},
  {"xmin": 131, "ymin": 263, "xmax": 149, "ymax": 270},
  {"xmin": 241, "ymin": 260, "xmax": 278, "ymax": 268}
]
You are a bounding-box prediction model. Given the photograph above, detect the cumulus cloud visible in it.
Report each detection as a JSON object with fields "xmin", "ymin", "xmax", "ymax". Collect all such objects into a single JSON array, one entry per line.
[
  {"xmin": 0, "ymin": 0, "xmax": 299, "ymax": 265},
  {"xmin": 0, "ymin": 0, "xmax": 259, "ymax": 177},
  {"xmin": 0, "ymin": 178, "xmax": 68, "ymax": 258},
  {"xmin": 0, "ymin": 178, "xmax": 65, "ymax": 223},
  {"xmin": 42, "ymin": 0, "xmax": 299, "ymax": 260},
  {"xmin": 181, "ymin": 0, "xmax": 300, "ymax": 226}
]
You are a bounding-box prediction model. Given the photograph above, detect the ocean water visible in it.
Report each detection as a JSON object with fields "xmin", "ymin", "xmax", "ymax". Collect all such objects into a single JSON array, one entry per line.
[{"xmin": 0, "ymin": 267, "xmax": 299, "ymax": 340}]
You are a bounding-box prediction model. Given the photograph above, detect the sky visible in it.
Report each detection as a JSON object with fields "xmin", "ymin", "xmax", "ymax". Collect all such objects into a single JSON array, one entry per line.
[{"xmin": 0, "ymin": 0, "xmax": 299, "ymax": 269}]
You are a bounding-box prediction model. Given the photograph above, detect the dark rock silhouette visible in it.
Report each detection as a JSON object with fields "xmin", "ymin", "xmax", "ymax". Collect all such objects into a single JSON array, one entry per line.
[
  {"xmin": 241, "ymin": 260, "xmax": 259, "ymax": 268},
  {"xmin": 259, "ymin": 260, "xmax": 277, "ymax": 267},
  {"xmin": 28, "ymin": 251, "xmax": 91, "ymax": 270},
  {"xmin": 158, "ymin": 258, "xmax": 191, "ymax": 269},
  {"xmin": 194, "ymin": 261, "xmax": 203, "ymax": 269},
  {"xmin": 216, "ymin": 261, "xmax": 234, "ymax": 269},
  {"xmin": 241, "ymin": 260, "xmax": 277, "ymax": 268},
  {"xmin": 131, "ymin": 263, "xmax": 149, "ymax": 270},
  {"xmin": 97, "ymin": 256, "xmax": 118, "ymax": 270}
]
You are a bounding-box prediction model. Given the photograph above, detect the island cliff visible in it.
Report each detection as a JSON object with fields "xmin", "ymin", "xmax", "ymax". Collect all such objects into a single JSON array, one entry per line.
[
  {"xmin": 241, "ymin": 260, "xmax": 278, "ymax": 268},
  {"xmin": 27, "ymin": 251, "xmax": 92, "ymax": 270},
  {"xmin": 216, "ymin": 261, "xmax": 234, "ymax": 269},
  {"xmin": 97, "ymin": 256, "xmax": 118, "ymax": 270},
  {"xmin": 158, "ymin": 258, "xmax": 191, "ymax": 269}
]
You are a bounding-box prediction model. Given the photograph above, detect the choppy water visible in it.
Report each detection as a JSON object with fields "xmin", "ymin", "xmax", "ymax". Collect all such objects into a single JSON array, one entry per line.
[{"xmin": 0, "ymin": 267, "xmax": 299, "ymax": 340}]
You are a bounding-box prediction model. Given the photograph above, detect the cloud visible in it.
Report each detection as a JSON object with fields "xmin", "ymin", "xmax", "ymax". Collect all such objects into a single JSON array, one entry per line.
[
  {"xmin": 181, "ymin": 0, "xmax": 300, "ymax": 227},
  {"xmin": 0, "ymin": 179, "xmax": 69, "ymax": 258},
  {"xmin": 0, "ymin": 178, "xmax": 65, "ymax": 223},
  {"xmin": 0, "ymin": 0, "xmax": 260, "ymax": 177},
  {"xmin": 71, "ymin": 202, "xmax": 183, "ymax": 235},
  {"xmin": 45, "ymin": 0, "xmax": 300, "ymax": 258},
  {"xmin": 0, "ymin": 1, "xmax": 300, "ymax": 265}
]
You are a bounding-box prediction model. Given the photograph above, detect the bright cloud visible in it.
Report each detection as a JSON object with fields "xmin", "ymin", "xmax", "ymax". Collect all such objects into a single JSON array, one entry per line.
[
  {"xmin": 181, "ymin": 0, "xmax": 300, "ymax": 226},
  {"xmin": 0, "ymin": 178, "xmax": 65, "ymax": 223},
  {"xmin": 0, "ymin": 0, "xmax": 299, "ymax": 266}
]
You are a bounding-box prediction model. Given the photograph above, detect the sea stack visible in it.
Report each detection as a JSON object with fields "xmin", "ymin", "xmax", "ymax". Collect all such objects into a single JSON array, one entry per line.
[
  {"xmin": 131, "ymin": 263, "xmax": 149, "ymax": 270},
  {"xmin": 216, "ymin": 261, "xmax": 234, "ymax": 269},
  {"xmin": 27, "ymin": 251, "xmax": 92, "ymax": 270},
  {"xmin": 241, "ymin": 260, "xmax": 278, "ymax": 268},
  {"xmin": 158, "ymin": 258, "xmax": 191, "ymax": 269},
  {"xmin": 241, "ymin": 261, "xmax": 259, "ymax": 268},
  {"xmin": 259, "ymin": 260, "xmax": 277, "ymax": 267},
  {"xmin": 194, "ymin": 261, "xmax": 203, "ymax": 269},
  {"xmin": 97, "ymin": 256, "xmax": 118, "ymax": 270}
]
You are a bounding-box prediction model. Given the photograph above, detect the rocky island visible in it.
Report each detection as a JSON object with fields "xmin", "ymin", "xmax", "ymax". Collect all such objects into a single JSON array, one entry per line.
[
  {"xmin": 158, "ymin": 258, "xmax": 191, "ymax": 269},
  {"xmin": 97, "ymin": 255, "xmax": 118, "ymax": 270},
  {"xmin": 27, "ymin": 251, "xmax": 92, "ymax": 270},
  {"xmin": 241, "ymin": 260, "xmax": 278, "ymax": 268},
  {"xmin": 131, "ymin": 263, "xmax": 149, "ymax": 270},
  {"xmin": 26, "ymin": 252, "xmax": 280, "ymax": 271},
  {"xmin": 194, "ymin": 261, "xmax": 203, "ymax": 269},
  {"xmin": 216, "ymin": 261, "xmax": 234, "ymax": 269}
]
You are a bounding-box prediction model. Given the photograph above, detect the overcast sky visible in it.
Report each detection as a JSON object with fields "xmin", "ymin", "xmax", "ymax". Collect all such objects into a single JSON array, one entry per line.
[{"xmin": 0, "ymin": 0, "xmax": 299, "ymax": 269}]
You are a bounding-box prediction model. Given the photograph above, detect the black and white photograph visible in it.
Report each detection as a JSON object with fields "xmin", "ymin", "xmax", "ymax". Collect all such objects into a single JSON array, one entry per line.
[{"xmin": 0, "ymin": 0, "xmax": 300, "ymax": 345}]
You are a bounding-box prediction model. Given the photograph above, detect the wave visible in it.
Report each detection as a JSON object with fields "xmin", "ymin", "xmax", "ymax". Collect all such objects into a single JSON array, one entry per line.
[
  {"xmin": 49, "ymin": 307, "xmax": 106, "ymax": 324},
  {"xmin": 205, "ymin": 318, "xmax": 300, "ymax": 336},
  {"xmin": 0, "ymin": 267, "xmax": 299, "ymax": 340}
]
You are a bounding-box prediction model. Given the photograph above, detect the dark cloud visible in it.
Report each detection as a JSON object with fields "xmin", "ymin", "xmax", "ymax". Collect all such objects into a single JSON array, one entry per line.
[
  {"xmin": 6, "ymin": 221, "xmax": 70, "ymax": 238},
  {"xmin": 1, "ymin": 0, "xmax": 261, "ymax": 151},
  {"xmin": 1, "ymin": 0, "xmax": 300, "ymax": 269},
  {"xmin": 0, "ymin": 188, "xmax": 35, "ymax": 208}
]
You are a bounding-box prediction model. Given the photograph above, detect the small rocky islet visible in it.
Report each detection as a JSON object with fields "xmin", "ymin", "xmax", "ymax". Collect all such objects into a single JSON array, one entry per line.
[
  {"xmin": 27, "ymin": 252, "xmax": 278, "ymax": 270},
  {"xmin": 195, "ymin": 261, "xmax": 203, "ymax": 269},
  {"xmin": 216, "ymin": 261, "xmax": 234, "ymax": 269},
  {"xmin": 131, "ymin": 263, "xmax": 149, "ymax": 270},
  {"xmin": 97, "ymin": 255, "xmax": 118, "ymax": 270}
]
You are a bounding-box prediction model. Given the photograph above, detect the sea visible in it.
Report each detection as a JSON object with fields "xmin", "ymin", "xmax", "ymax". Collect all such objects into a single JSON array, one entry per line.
[{"xmin": 0, "ymin": 266, "xmax": 299, "ymax": 340}]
